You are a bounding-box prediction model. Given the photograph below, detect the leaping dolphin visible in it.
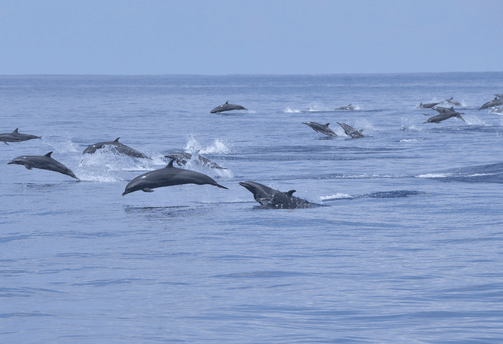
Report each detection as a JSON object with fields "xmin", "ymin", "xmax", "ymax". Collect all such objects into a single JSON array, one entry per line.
[
  {"xmin": 336, "ymin": 104, "xmax": 354, "ymax": 111},
  {"xmin": 302, "ymin": 122, "xmax": 337, "ymax": 137},
  {"xmin": 0, "ymin": 128, "xmax": 41, "ymax": 145},
  {"xmin": 445, "ymin": 97, "xmax": 462, "ymax": 106},
  {"xmin": 479, "ymin": 97, "xmax": 503, "ymax": 110},
  {"xmin": 210, "ymin": 101, "xmax": 247, "ymax": 113},
  {"xmin": 419, "ymin": 102, "xmax": 440, "ymax": 109},
  {"xmin": 8, "ymin": 152, "xmax": 79, "ymax": 179},
  {"xmin": 424, "ymin": 109, "xmax": 465, "ymax": 124},
  {"xmin": 122, "ymin": 159, "xmax": 228, "ymax": 196},
  {"xmin": 164, "ymin": 152, "xmax": 227, "ymax": 169},
  {"xmin": 239, "ymin": 181, "xmax": 316, "ymax": 209},
  {"xmin": 83, "ymin": 138, "xmax": 150, "ymax": 159},
  {"xmin": 336, "ymin": 122, "xmax": 365, "ymax": 138}
]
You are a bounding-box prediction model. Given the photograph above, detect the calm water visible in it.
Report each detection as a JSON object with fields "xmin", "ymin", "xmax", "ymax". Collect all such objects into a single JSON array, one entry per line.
[{"xmin": 1, "ymin": 73, "xmax": 503, "ymax": 343}]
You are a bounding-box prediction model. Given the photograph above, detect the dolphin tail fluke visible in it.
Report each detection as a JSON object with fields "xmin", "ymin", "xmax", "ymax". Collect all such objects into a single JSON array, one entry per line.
[
  {"xmin": 215, "ymin": 183, "xmax": 228, "ymax": 189},
  {"xmin": 2, "ymin": 141, "xmax": 8, "ymax": 145},
  {"xmin": 457, "ymin": 115, "xmax": 465, "ymax": 122}
]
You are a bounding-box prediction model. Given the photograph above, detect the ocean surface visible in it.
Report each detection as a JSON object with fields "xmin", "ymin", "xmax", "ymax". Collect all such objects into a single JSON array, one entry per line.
[{"xmin": 1, "ymin": 73, "xmax": 503, "ymax": 343}]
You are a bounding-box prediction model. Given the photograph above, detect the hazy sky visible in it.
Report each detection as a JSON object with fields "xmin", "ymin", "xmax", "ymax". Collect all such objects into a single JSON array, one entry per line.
[{"xmin": 0, "ymin": 0, "xmax": 501, "ymax": 75}]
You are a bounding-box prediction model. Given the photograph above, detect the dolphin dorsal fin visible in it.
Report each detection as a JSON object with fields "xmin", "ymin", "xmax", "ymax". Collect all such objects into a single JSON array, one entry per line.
[
  {"xmin": 45, "ymin": 151, "xmax": 53, "ymax": 158},
  {"xmin": 325, "ymin": 123, "xmax": 330, "ymax": 126},
  {"xmin": 286, "ymin": 190, "xmax": 296, "ymax": 196},
  {"xmin": 450, "ymin": 107, "xmax": 453, "ymax": 110},
  {"xmin": 13, "ymin": 128, "xmax": 19, "ymax": 133},
  {"xmin": 166, "ymin": 159, "xmax": 176, "ymax": 168},
  {"xmin": 114, "ymin": 137, "xmax": 120, "ymax": 142},
  {"xmin": 225, "ymin": 101, "xmax": 229, "ymax": 104}
]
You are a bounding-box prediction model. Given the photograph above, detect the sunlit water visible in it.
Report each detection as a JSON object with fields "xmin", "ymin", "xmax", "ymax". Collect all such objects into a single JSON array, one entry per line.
[{"xmin": 1, "ymin": 73, "xmax": 503, "ymax": 343}]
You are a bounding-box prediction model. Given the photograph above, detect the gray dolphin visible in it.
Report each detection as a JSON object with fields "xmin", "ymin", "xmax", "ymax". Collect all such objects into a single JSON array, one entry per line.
[
  {"xmin": 445, "ymin": 97, "xmax": 462, "ymax": 106},
  {"xmin": 83, "ymin": 138, "xmax": 150, "ymax": 159},
  {"xmin": 336, "ymin": 122, "xmax": 365, "ymax": 138},
  {"xmin": 302, "ymin": 122, "xmax": 337, "ymax": 137},
  {"xmin": 8, "ymin": 151, "xmax": 78, "ymax": 179},
  {"xmin": 239, "ymin": 181, "xmax": 316, "ymax": 209},
  {"xmin": 419, "ymin": 102, "xmax": 440, "ymax": 109},
  {"xmin": 164, "ymin": 152, "xmax": 227, "ymax": 169},
  {"xmin": 479, "ymin": 97, "xmax": 503, "ymax": 110},
  {"xmin": 336, "ymin": 104, "xmax": 354, "ymax": 111},
  {"xmin": 122, "ymin": 159, "xmax": 228, "ymax": 196},
  {"xmin": 433, "ymin": 106, "xmax": 456, "ymax": 114},
  {"xmin": 210, "ymin": 101, "xmax": 247, "ymax": 113},
  {"xmin": 0, "ymin": 128, "xmax": 41, "ymax": 145},
  {"xmin": 424, "ymin": 110, "xmax": 465, "ymax": 124}
]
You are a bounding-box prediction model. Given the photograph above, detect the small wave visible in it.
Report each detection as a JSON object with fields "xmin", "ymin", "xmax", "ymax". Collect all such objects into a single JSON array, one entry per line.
[
  {"xmin": 42, "ymin": 132, "xmax": 79, "ymax": 153},
  {"xmin": 400, "ymin": 139, "xmax": 420, "ymax": 142}
]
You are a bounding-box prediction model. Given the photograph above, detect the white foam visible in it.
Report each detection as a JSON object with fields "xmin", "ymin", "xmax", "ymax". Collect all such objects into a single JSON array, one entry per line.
[
  {"xmin": 417, "ymin": 173, "xmax": 450, "ymax": 178},
  {"xmin": 320, "ymin": 193, "xmax": 353, "ymax": 201},
  {"xmin": 284, "ymin": 106, "xmax": 301, "ymax": 113}
]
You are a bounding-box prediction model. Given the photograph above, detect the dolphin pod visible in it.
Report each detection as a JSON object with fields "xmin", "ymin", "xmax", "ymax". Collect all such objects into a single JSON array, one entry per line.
[
  {"xmin": 210, "ymin": 101, "xmax": 247, "ymax": 113},
  {"xmin": 8, "ymin": 152, "xmax": 79, "ymax": 179},
  {"xmin": 122, "ymin": 159, "xmax": 228, "ymax": 196},
  {"xmin": 0, "ymin": 128, "xmax": 41, "ymax": 145},
  {"xmin": 239, "ymin": 181, "xmax": 316, "ymax": 209},
  {"xmin": 83, "ymin": 138, "xmax": 150, "ymax": 159},
  {"xmin": 302, "ymin": 122, "xmax": 337, "ymax": 137}
]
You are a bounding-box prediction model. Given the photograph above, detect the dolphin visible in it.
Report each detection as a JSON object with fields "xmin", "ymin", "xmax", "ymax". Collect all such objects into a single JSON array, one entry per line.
[
  {"xmin": 8, "ymin": 152, "xmax": 78, "ymax": 179},
  {"xmin": 336, "ymin": 122, "xmax": 365, "ymax": 138},
  {"xmin": 0, "ymin": 128, "xmax": 41, "ymax": 145},
  {"xmin": 479, "ymin": 97, "xmax": 503, "ymax": 110},
  {"xmin": 433, "ymin": 106, "xmax": 457, "ymax": 114},
  {"xmin": 445, "ymin": 97, "xmax": 462, "ymax": 106},
  {"xmin": 336, "ymin": 104, "xmax": 354, "ymax": 111},
  {"xmin": 419, "ymin": 102, "xmax": 440, "ymax": 109},
  {"xmin": 302, "ymin": 122, "xmax": 337, "ymax": 137},
  {"xmin": 424, "ymin": 110, "xmax": 465, "ymax": 124},
  {"xmin": 164, "ymin": 152, "xmax": 227, "ymax": 169},
  {"xmin": 83, "ymin": 138, "xmax": 150, "ymax": 159},
  {"xmin": 122, "ymin": 159, "xmax": 228, "ymax": 196},
  {"xmin": 239, "ymin": 181, "xmax": 316, "ymax": 209},
  {"xmin": 210, "ymin": 101, "xmax": 247, "ymax": 113}
]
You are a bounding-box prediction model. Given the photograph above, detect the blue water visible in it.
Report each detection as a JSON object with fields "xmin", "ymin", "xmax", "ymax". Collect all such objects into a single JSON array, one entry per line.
[{"xmin": 1, "ymin": 73, "xmax": 503, "ymax": 343}]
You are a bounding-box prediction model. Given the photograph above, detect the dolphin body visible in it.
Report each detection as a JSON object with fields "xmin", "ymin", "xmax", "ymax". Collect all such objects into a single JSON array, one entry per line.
[
  {"xmin": 424, "ymin": 109, "xmax": 465, "ymax": 124},
  {"xmin": 337, "ymin": 122, "xmax": 365, "ymax": 138},
  {"xmin": 122, "ymin": 159, "xmax": 228, "ymax": 196},
  {"xmin": 445, "ymin": 97, "xmax": 462, "ymax": 106},
  {"xmin": 8, "ymin": 152, "xmax": 78, "ymax": 179},
  {"xmin": 302, "ymin": 122, "xmax": 337, "ymax": 137},
  {"xmin": 419, "ymin": 102, "xmax": 440, "ymax": 109},
  {"xmin": 164, "ymin": 152, "xmax": 227, "ymax": 169},
  {"xmin": 210, "ymin": 101, "xmax": 247, "ymax": 113},
  {"xmin": 239, "ymin": 181, "xmax": 316, "ymax": 209},
  {"xmin": 83, "ymin": 138, "xmax": 150, "ymax": 159},
  {"xmin": 0, "ymin": 128, "xmax": 41, "ymax": 145},
  {"xmin": 336, "ymin": 104, "xmax": 354, "ymax": 111},
  {"xmin": 479, "ymin": 97, "xmax": 503, "ymax": 110}
]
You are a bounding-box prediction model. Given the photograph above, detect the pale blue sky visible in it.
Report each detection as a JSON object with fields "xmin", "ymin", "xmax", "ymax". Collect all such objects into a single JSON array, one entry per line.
[{"xmin": 0, "ymin": 0, "xmax": 501, "ymax": 74}]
